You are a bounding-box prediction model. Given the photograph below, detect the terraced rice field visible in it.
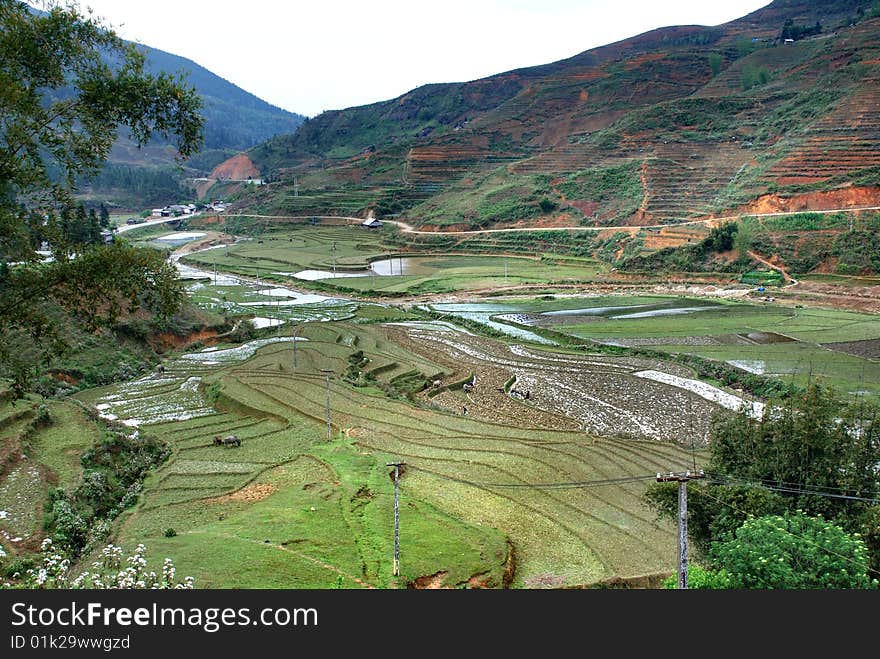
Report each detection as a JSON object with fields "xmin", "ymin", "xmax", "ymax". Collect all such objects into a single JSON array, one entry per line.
[
  {"xmin": 180, "ymin": 226, "xmax": 608, "ymax": 296},
  {"xmin": 64, "ymin": 247, "xmax": 878, "ymax": 587},
  {"xmin": 433, "ymin": 295, "xmax": 880, "ymax": 400},
  {"xmin": 0, "ymin": 397, "xmax": 104, "ymax": 558},
  {"xmin": 79, "ymin": 319, "xmax": 719, "ymax": 588}
]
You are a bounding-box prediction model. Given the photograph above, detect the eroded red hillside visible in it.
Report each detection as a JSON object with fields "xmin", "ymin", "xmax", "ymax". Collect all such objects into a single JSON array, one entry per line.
[
  {"xmin": 731, "ymin": 186, "xmax": 880, "ymax": 215},
  {"xmin": 211, "ymin": 153, "xmax": 260, "ymax": 180}
]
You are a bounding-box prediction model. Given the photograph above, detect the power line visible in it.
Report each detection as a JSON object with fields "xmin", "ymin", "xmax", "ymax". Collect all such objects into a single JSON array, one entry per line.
[
  {"xmin": 405, "ymin": 463, "xmax": 880, "ymax": 502},
  {"xmin": 405, "ymin": 464, "xmax": 657, "ymax": 490},
  {"xmin": 704, "ymin": 473, "xmax": 880, "ymax": 504}
]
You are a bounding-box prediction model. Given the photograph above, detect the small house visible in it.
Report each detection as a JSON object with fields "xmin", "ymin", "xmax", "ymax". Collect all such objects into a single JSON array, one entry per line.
[{"xmin": 361, "ymin": 217, "xmax": 383, "ymax": 229}]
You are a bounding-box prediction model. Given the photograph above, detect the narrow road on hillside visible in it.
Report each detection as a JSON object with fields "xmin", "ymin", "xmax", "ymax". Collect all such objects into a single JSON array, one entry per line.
[
  {"xmin": 114, "ymin": 215, "xmax": 196, "ymax": 234},
  {"xmin": 226, "ymin": 205, "xmax": 880, "ymax": 237}
]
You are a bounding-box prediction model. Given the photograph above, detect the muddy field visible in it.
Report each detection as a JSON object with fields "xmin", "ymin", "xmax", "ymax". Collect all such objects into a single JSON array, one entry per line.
[
  {"xmin": 821, "ymin": 338, "xmax": 880, "ymax": 360},
  {"xmin": 388, "ymin": 324, "xmax": 761, "ymax": 445}
]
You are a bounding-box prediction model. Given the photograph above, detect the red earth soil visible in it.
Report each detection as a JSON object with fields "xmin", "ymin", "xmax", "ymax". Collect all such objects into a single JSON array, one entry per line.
[{"xmin": 210, "ymin": 153, "xmax": 260, "ymax": 180}]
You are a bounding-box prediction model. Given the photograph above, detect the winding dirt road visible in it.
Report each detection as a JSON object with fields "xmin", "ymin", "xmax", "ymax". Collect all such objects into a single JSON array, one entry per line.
[{"xmin": 226, "ymin": 205, "xmax": 880, "ymax": 236}]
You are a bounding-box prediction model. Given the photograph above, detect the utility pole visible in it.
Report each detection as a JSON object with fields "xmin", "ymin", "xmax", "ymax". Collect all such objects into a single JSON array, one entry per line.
[
  {"xmin": 292, "ymin": 324, "xmax": 298, "ymax": 369},
  {"xmin": 656, "ymin": 469, "xmax": 705, "ymax": 589},
  {"xmin": 387, "ymin": 461, "xmax": 406, "ymax": 577},
  {"xmin": 320, "ymin": 369, "xmax": 333, "ymax": 441}
]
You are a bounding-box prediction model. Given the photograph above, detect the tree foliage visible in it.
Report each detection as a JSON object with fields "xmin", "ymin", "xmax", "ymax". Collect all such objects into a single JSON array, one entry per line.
[
  {"xmin": 0, "ymin": 0, "xmax": 203, "ymax": 396},
  {"xmin": 645, "ymin": 384, "xmax": 880, "ymax": 580},
  {"xmin": 661, "ymin": 564, "xmax": 731, "ymax": 589},
  {"xmin": 710, "ymin": 385, "xmax": 880, "ymax": 520},
  {"xmin": 710, "ymin": 512, "xmax": 877, "ymax": 589}
]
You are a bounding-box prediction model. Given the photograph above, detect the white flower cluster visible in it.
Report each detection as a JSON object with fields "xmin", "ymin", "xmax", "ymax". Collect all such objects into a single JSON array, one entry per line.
[
  {"xmin": 18, "ymin": 538, "xmax": 71, "ymax": 588},
  {"xmin": 11, "ymin": 539, "xmax": 194, "ymax": 590}
]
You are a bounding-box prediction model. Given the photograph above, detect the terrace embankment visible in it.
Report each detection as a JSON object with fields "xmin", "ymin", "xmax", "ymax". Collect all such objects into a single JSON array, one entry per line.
[{"xmin": 386, "ymin": 324, "xmax": 740, "ymax": 444}]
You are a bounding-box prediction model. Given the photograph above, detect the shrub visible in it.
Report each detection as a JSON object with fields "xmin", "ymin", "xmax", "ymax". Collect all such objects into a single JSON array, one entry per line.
[
  {"xmin": 710, "ymin": 512, "xmax": 877, "ymax": 589},
  {"xmin": 661, "ymin": 564, "xmax": 731, "ymax": 589},
  {"xmin": 2, "ymin": 539, "xmax": 194, "ymax": 589}
]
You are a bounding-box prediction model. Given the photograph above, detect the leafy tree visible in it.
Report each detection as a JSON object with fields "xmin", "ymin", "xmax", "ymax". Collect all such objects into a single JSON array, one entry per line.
[
  {"xmin": 0, "ymin": 0, "xmax": 203, "ymax": 396},
  {"xmin": 780, "ymin": 19, "xmax": 822, "ymax": 42},
  {"xmin": 710, "ymin": 385, "xmax": 880, "ymax": 520},
  {"xmin": 710, "ymin": 512, "xmax": 877, "ymax": 589},
  {"xmin": 645, "ymin": 385, "xmax": 880, "ymax": 575},
  {"xmin": 646, "ymin": 481, "xmax": 787, "ymax": 558},
  {"xmin": 702, "ymin": 222, "xmax": 738, "ymax": 253}
]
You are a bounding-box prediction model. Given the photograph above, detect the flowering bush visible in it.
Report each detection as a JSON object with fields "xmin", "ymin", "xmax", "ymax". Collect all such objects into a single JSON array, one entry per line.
[{"xmin": 2, "ymin": 539, "xmax": 194, "ymax": 590}]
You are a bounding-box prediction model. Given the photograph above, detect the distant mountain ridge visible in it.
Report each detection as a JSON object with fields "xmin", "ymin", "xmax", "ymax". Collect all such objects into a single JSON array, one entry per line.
[
  {"xmin": 137, "ymin": 45, "xmax": 305, "ymax": 153},
  {"xmin": 19, "ymin": 2, "xmax": 304, "ymax": 207}
]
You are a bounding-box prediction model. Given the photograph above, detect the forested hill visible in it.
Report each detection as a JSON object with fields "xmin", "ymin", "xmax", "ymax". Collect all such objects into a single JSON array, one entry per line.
[
  {"xmin": 20, "ymin": 1, "xmax": 306, "ymax": 207},
  {"xmin": 138, "ymin": 46, "xmax": 305, "ymax": 152},
  {"xmin": 90, "ymin": 39, "xmax": 306, "ymax": 207}
]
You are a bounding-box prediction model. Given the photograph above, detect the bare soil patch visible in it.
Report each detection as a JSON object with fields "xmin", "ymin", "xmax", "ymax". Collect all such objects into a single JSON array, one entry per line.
[
  {"xmin": 821, "ymin": 338, "xmax": 880, "ymax": 360},
  {"xmin": 409, "ymin": 570, "xmax": 449, "ymax": 589},
  {"xmin": 210, "ymin": 153, "xmax": 260, "ymax": 180},
  {"xmin": 733, "ymin": 186, "xmax": 880, "ymax": 215},
  {"xmin": 206, "ymin": 483, "xmax": 277, "ymax": 505}
]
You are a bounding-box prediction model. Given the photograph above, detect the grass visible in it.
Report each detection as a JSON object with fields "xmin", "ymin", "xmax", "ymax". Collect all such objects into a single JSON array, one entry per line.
[
  {"xmin": 26, "ymin": 401, "xmax": 104, "ymax": 489},
  {"xmin": 0, "ymin": 396, "xmax": 107, "ymax": 554},
  {"xmin": 799, "ymin": 273, "xmax": 880, "ymax": 287},
  {"xmin": 652, "ymin": 342, "xmax": 880, "ymax": 398},
  {"xmin": 554, "ymin": 300, "xmax": 880, "ymax": 343}
]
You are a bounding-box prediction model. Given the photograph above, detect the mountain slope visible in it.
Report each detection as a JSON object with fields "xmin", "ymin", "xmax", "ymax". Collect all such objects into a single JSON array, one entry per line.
[
  {"xmin": 243, "ymin": 0, "xmax": 880, "ymax": 233},
  {"xmin": 138, "ymin": 46, "xmax": 304, "ymax": 153},
  {"xmin": 80, "ymin": 35, "xmax": 305, "ymax": 208}
]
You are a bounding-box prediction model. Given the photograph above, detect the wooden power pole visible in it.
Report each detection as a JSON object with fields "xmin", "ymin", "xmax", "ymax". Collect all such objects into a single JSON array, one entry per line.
[
  {"xmin": 325, "ymin": 373, "xmax": 331, "ymax": 441},
  {"xmin": 387, "ymin": 461, "xmax": 406, "ymax": 577},
  {"xmin": 320, "ymin": 369, "xmax": 333, "ymax": 441},
  {"xmin": 656, "ymin": 469, "xmax": 705, "ymax": 589}
]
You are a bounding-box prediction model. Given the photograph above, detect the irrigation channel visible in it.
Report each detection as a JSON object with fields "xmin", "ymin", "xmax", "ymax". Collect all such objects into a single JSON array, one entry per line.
[{"xmin": 81, "ymin": 236, "xmax": 773, "ymax": 587}]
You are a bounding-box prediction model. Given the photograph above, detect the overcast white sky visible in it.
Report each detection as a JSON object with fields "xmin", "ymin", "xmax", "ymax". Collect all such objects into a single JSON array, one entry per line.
[{"xmin": 62, "ymin": 1, "xmax": 770, "ymax": 117}]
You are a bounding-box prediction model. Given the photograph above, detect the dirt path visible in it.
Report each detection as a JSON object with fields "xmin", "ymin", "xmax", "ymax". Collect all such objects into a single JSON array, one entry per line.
[
  {"xmin": 747, "ymin": 250, "xmax": 796, "ymax": 285},
  {"xmin": 226, "ymin": 205, "xmax": 880, "ymax": 237}
]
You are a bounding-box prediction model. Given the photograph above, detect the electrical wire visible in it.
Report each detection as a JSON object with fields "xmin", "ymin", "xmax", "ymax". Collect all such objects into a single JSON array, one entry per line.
[
  {"xmin": 403, "ymin": 463, "xmax": 880, "ymax": 502},
  {"xmin": 704, "ymin": 472, "xmax": 880, "ymax": 504},
  {"xmin": 406, "ymin": 463, "xmax": 658, "ymax": 490},
  {"xmin": 704, "ymin": 470, "xmax": 880, "ymax": 496}
]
